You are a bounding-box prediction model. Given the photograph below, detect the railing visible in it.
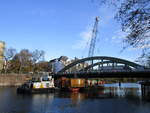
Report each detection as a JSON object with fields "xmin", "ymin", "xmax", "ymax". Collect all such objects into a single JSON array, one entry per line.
[{"xmin": 59, "ymin": 69, "xmax": 150, "ymax": 75}]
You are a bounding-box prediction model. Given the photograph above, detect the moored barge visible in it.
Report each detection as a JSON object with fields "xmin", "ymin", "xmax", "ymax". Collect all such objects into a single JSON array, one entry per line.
[{"xmin": 17, "ymin": 75, "xmax": 55, "ymax": 93}]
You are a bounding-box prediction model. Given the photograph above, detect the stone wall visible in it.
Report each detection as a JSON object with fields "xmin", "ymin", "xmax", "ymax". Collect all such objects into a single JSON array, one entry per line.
[{"xmin": 0, "ymin": 74, "xmax": 31, "ymax": 86}]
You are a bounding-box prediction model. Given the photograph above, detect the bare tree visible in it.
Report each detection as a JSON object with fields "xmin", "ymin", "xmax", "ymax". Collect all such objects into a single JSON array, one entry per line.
[
  {"xmin": 31, "ymin": 49, "xmax": 45, "ymax": 73},
  {"xmin": 14, "ymin": 49, "xmax": 32, "ymax": 73},
  {"xmin": 116, "ymin": 0, "xmax": 150, "ymax": 50},
  {"xmin": 4, "ymin": 48, "xmax": 16, "ymax": 73},
  {"xmin": 96, "ymin": 0, "xmax": 150, "ymax": 52}
]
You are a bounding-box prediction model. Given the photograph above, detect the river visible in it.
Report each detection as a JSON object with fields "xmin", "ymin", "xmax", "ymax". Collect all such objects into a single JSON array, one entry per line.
[{"xmin": 0, "ymin": 83, "xmax": 150, "ymax": 113}]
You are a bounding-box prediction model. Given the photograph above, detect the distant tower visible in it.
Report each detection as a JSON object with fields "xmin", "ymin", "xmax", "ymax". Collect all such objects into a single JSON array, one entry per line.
[
  {"xmin": 88, "ymin": 16, "xmax": 99, "ymax": 57},
  {"xmin": 0, "ymin": 41, "xmax": 5, "ymax": 70}
]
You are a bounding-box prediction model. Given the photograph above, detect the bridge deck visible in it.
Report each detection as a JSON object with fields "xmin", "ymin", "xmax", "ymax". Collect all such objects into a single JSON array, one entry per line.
[{"xmin": 54, "ymin": 71, "xmax": 150, "ymax": 78}]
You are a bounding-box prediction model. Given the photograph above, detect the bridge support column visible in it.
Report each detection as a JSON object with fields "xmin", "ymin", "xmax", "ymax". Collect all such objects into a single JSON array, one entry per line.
[
  {"xmin": 98, "ymin": 64, "xmax": 100, "ymax": 70},
  {"xmin": 112, "ymin": 62, "xmax": 114, "ymax": 69},
  {"xmin": 83, "ymin": 62, "xmax": 85, "ymax": 71},
  {"xmin": 91, "ymin": 60, "xmax": 94, "ymax": 71},
  {"xmin": 101, "ymin": 59, "xmax": 103, "ymax": 70}
]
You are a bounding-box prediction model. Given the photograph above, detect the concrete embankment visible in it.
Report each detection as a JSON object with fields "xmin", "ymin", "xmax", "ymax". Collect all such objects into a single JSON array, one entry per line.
[{"xmin": 0, "ymin": 74, "xmax": 31, "ymax": 86}]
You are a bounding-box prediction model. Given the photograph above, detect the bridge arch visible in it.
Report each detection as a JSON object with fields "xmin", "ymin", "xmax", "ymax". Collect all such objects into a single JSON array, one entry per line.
[{"xmin": 58, "ymin": 56, "xmax": 144, "ymax": 73}]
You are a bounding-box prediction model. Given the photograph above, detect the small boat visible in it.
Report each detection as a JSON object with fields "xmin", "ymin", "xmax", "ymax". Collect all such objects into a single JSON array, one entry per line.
[{"xmin": 17, "ymin": 75, "xmax": 55, "ymax": 94}]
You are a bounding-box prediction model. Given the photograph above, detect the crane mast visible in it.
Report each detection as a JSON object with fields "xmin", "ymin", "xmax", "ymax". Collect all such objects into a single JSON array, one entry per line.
[{"xmin": 88, "ymin": 16, "xmax": 99, "ymax": 57}]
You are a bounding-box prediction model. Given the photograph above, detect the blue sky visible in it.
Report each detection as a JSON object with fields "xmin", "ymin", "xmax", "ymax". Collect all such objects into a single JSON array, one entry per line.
[{"xmin": 0, "ymin": 0, "xmax": 142, "ymax": 62}]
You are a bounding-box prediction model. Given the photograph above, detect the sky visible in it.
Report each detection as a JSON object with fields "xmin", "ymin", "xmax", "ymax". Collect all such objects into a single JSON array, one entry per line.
[{"xmin": 0, "ymin": 0, "xmax": 143, "ymax": 62}]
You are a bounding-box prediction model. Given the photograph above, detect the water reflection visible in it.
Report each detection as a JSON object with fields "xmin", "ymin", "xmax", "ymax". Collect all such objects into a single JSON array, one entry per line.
[
  {"xmin": 55, "ymin": 83, "xmax": 141, "ymax": 100},
  {"xmin": 103, "ymin": 83, "xmax": 141, "ymax": 100},
  {"xmin": 70, "ymin": 93, "xmax": 85, "ymax": 105},
  {"xmin": 0, "ymin": 83, "xmax": 150, "ymax": 113},
  {"xmin": 31, "ymin": 94, "xmax": 54, "ymax": 113}
]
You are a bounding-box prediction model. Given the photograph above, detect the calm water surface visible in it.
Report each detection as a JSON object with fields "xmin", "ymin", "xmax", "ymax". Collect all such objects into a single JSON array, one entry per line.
[{"xmin": 0, "ymin": 83, "xmax": 150, "ymax": 113}]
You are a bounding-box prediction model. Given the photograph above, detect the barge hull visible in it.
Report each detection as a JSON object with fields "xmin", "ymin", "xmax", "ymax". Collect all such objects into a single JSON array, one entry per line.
[{"xmin": 17, "ymin": 88, "xmax": 55, "ymax": 94}]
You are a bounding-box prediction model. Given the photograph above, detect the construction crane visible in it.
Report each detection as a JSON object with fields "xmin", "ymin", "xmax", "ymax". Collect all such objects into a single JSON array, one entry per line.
[{"xmin": 88, "ymin": 16, "xmax": 99, "ymax": 57}]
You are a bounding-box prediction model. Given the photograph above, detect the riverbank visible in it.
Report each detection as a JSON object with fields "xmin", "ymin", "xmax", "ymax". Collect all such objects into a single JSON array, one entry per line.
[{"xmin": 0, "ymin": 74, "xmax": 31, "ymax": 86}]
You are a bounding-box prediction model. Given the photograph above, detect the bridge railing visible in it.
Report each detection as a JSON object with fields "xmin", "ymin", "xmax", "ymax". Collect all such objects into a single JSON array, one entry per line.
[{"xmin": 58, "ymin": 68, "xmax": 150, "ymax": 75}]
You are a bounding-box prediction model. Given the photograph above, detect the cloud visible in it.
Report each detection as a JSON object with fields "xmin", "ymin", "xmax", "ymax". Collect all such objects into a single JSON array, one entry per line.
[
  {"xmin": 72, "ymin": 30, "xmax": 92, "ymax": 49},
  {"xmin": 111, "ymin": 30, "xmax": 127, "ymax": 44},
  {"xmin": 72, "ymin": 6, "xmax": 117, "ymax": 50},
  {"xmin": 72, "ymin": 16, "xmax": 99, "ymax": 50},
  {"xmin": 97, "ymin": 6, "xmax": 116, "ymax": 27},
  {"xmin": 112, "ymin": 30, "xmax": 127, "ymax": 40},
  {"xmin": 112, "ymin": 30, "xmax": 150, "ymax": 51},
  {"xmin": 138, "ymin": 44, "xmax": 150, "ymax": 49},
  {"xmin": 128, "ymin": 44, "xmax": 150, "ymax": 51}
]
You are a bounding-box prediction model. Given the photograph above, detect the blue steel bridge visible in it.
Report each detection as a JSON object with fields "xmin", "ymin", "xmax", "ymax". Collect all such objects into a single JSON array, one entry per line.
[{"xmin": 54, "ymin": 56, "xmax": 150, "ymax": 78}]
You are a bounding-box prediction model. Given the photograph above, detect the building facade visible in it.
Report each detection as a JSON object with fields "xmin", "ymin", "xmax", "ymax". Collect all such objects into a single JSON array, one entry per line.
[
  {"xmin": 0, "ymin": 41, "xmax": 5, "ymax": 70},
  {"xmin": 49, "ymin": 56, "xmax": 89, "ymax": 73}
]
